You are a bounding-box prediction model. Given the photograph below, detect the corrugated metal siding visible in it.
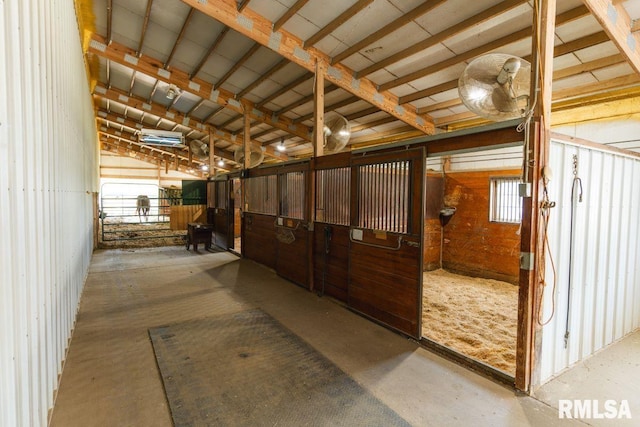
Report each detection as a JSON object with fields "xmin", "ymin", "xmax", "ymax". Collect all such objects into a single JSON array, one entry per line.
[
  {"xmin": 538, "ymin": 140, "xmax": 640, "ymax": 385},
  {"xmin": 0, "ymin": 0, "xmax": 98, "ymax": 425}
]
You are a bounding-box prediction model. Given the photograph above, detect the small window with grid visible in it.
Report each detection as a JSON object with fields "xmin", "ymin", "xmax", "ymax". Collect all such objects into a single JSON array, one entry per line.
[{"xmin": 489, "ymin": 177, "xmax": 522, "ymax": 223}]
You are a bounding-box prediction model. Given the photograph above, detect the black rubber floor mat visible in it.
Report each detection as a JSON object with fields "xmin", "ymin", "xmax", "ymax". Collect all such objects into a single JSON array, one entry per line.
[{"xmin": 149, "ymin": 308, "xmax": 411, "ymax": 426}]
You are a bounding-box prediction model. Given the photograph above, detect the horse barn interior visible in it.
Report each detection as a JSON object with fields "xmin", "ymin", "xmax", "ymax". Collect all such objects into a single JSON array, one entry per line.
[{"xmin": 3, "ymin": 0, "xmax": 640, "ymax": 425}]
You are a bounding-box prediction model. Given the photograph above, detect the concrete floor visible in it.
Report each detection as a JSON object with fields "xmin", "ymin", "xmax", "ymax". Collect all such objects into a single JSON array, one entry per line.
[{"xmin": 49, "ymin": 246, "xmax": 635, "ymax": 426}]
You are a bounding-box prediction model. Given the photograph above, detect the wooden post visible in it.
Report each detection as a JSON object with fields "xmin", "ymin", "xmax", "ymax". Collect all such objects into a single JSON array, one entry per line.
[
  {"xmin": 209, "ymin": 128, "xmax": 216, "ymax": 176},
  {"xmin": 243, "ymin": 104, "xmax": 251, "ymax": 170},
  {"xmin": 515, "ymin": 0, "xmax": 556, "ymax": 393},
  {"xmin": 313, "ymin": 60, "xmax": 325, "ymax": 158}
]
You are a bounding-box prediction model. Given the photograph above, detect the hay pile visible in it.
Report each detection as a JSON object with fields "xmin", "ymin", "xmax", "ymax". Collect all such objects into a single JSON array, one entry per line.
[
  {"xmin": 98, "ymin": 221, "xmax": 185, "ymax": 249},
  {"xmin": 422, "ymin": 269, "xmax": 518, "ymax": 375}
]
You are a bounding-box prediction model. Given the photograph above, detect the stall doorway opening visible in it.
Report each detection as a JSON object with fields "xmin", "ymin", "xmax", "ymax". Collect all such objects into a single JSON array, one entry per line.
[{"xmin": 421, "ymin": 148, "xmax": 522, "ymax": 376}]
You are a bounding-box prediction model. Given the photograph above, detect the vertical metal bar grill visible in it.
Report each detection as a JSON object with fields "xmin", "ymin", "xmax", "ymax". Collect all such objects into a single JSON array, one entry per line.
[
  {"xmin": 357, "ymin": 160, "xmax": 410, "ymax": 233},
  {"xmin": 316, "ymin": 167, "xmax": 350, "ymax": 225},
  {"xmin": 279, "ymin": 171, "xmax": 305, "ymax": 219},
  {"xmin": 490, "ymin": 177, "xmax": 521, "ymax": 223},
  {"xmin": 245, "ymin": 175, "xmax": 277, "ymax": 215},
  {"xmin": 215, "ymin": 181, "xmax": 227, "ymax": 209}
]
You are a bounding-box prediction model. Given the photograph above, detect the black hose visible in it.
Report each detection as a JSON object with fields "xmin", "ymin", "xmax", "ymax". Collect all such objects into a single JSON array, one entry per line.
[{"xmin": 564, "ymin": 171, "xmax": 583, "ymax": 348}]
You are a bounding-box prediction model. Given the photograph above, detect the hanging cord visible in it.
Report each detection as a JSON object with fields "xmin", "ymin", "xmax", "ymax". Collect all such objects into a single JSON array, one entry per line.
[
  {"xmin": 536, "ymin": 175, "xmax": 557, "ymax": 326},
  {"xmin": 564, "ymin": 155, "xmax": 583, "ymax": 348}
]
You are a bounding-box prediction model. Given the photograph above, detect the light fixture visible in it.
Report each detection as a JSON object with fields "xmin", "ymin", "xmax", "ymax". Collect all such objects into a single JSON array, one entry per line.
[
  {"xmin": 166, "ymin": 84, "xmax": 180, "ymax": 100},
  {"xmin": 217, "ymin": 159, "xmax": 224, "ymax": 167},
  {"xmin": 201, "ymin": 165, "xmax": 209, "ymax": 171},
  {"xmin": 277, "ymin": 137, "xmax": 286, "ymax": 152}
]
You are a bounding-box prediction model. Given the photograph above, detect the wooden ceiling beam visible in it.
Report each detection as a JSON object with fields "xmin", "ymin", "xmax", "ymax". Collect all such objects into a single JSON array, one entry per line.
[
  {"xmin": 88, "ymin": 34, "xmax": 312, "ymax": 140},
  {"xmin": 582, "ymin": 0, "xmax": 640, "ymax": 75},
  {"xmin": 165, "ymin": 7, "xmax": 195, "ymax": 69},
  {"xmin": 293, "ymin": 95, "xmax": 359, "ymax": 123},
  {"xmin": 97, "ymin": 109, "xmax": 236, "ymax": 162},
  {"xmin": 257, "ymin": 72, "xmax": 313, "ymax": 108},
  {"xmin": 357, "ymin": 0, "xmax": 528, "ymax": 78},
  {"xmin": 344, "ymin": 106, "xmax": 379, "ymax": 121},
  {"xmin": 191, "ymin": 27, "xmax": 230, "ymax": 79},
  {"xmin": 350, "ymin": 116, "xmax": 398, "ymax": 133},
  {"xmin": 106, "ymin": 0, "xmax": 113, "ymax": 44},
  {"xmin": 181, "ymin": 0, "xmax": 434, "ymax": 134},
  {"xmin": 303, "ymin": 0, "xmax": 374, "ymax": 48},
  {"xmin": 272, "ymin": 0, "xmax": 309, "ymax": 32},
  {"xmin": 136, "ymin": 0, "xmax": 154, "ymax": 56},
  {"xmin": 331, "ymin": 0, "xmax": 447, "ymax": 65},
  {"xmin": 237, "ymin": 58, "xmax": 289, "ymax": 98},
  {"xmin": 378, "ymin": 5, "xmax": 593, "ymax": 91},
  {"xmin": 99, "ymin": 135, "xmax": 214, "ymax": 175},
  {"xmin": 276, "ymin": 84, "xmax": 339, "ymax": 115},
  {"xmin": 93, "ymin": 84, "xmax": 288, "ymax": 161},
  {"xmin": 215, "ymin": 42, "xmax": 262, "ymax": 89}
]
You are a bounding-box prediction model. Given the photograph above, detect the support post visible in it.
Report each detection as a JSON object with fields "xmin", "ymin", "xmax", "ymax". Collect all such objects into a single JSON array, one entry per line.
[
  {"xmin": 313, "ymin": 60, "xmax": 325, "ymax": 158},
  {"xmin": 516, "ymin": 0, "xmax": 555, "ymax": 393},
  {"xmin": 243, "ymin": 104, "xmax": 251, "ymax": 170}
]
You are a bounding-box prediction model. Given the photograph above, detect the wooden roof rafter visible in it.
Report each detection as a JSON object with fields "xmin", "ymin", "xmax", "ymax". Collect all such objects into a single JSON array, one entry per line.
[
  {"xmin": 378, "ymin": 5, "xmax": 592, "ymax": 92},
  {"xmin": 191, "ymin": 26, "xmax": 230, "ymax": 79},
  {"xmin": 582, "ymin": 0, "xmax": 640, "ymax": 75},
  {"xmin": 356, "ymin": 0, "xmax": 529, "ymax": 78},
  {"xmin": 92, "ymin": 84, "xmax": 289, "ymax": 161},
  {"xmin": 97, "ymin": 109, "xmax": 236, "ymax": 162},
  {"xmin": 330, "ymin": 0, "xmax": 448, "ymax": 65},
  {"xmin": 181, "ymin": 0, "xmax": 435, "ymax": 135},
  {"xmin": 88, "ymin": 34, "xmax": 313, "ymax": 141},
  {"xmin": 303, "ymin": 0, "xmax": 374, "ymax": 48}
]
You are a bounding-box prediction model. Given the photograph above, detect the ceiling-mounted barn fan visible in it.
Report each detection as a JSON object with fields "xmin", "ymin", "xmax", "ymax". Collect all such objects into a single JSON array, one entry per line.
[
  {"xmin": 323, "ymin": 112, "xmax": 351, "ymax": 152},
  {"xmin": 234, "ymin": 145, "xmax": 265, "ymax": 168},
  {"xmin": 458, "ymin": 53, "xmax": 531, "ymax": 121},
  {"xmin": 189, "ymin": 140, "xmax": 209, "ymax": 160}
]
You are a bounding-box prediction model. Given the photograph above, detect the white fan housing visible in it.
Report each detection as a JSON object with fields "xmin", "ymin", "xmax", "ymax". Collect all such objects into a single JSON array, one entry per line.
[
  {"xmin": 189, "ymin": 140, "xmax": 209, "ymax": 160},
  {"xmin": 234, "ymin": 145, "xmax": 265, "ymax": 168},
  {"xmin": 458, "ymin": 53, "xmax": 531, "ymax": 121},
  {"xmin": 323, "ymin": 112, "xmax": 351, "ymax": 152}
]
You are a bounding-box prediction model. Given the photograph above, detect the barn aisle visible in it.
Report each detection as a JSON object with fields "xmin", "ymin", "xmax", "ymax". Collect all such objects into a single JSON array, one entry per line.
[{"xmin": 49, "ymin": 246, "xmax": 583, "ymax": 427}]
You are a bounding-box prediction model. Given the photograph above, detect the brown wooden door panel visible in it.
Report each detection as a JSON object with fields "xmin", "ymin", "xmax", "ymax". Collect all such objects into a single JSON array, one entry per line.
[
  {"xmin": 313, "ymin": 224, "xmax": 349, "ymax": 302},
  {"xmin": 275, "ymin": 220, "xmax": 308, "ymax": 286},
  {"xmin": 243, "ymin": 213, "xmax": 277, "ymax": 268},
  {"xmin": 348, "ymin": 148, "xmax": 424, "ymax": 338}
]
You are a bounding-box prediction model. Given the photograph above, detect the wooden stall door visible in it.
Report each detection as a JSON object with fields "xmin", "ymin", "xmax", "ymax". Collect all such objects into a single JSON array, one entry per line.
[
  {"xmin": 212, "ymin": 178, "xmax": 233, "ymax": 250},
  {"xmin": 275, "ymin": 164, "xmax": 310, "ymax": 289},
  {"xmin": 348, "ymin": 149, "xmax": 424, "ymax": 338}
]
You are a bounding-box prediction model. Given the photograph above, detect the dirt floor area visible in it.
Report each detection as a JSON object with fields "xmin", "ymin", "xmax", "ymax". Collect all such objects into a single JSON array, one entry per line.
[
  {"xmin": 98, "ymin": 220, "xmax": 186, "ymax": 249},
  {"xmin": 422, "ymin": 269, "xmax": 518, "ymax": 375}
]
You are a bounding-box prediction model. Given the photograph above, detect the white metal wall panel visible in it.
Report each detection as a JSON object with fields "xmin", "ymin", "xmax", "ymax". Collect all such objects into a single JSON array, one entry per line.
[
  {"xmin": 0, "ymin": 0, "xmax": 98, "ymax": 425},
  {"xmin": 538, "ymin": 140, "xmax": 640, "ymax": 385}
]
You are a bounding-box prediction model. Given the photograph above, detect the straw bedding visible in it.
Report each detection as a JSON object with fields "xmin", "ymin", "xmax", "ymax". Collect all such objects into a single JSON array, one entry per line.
[{"xmin": 422, "ymin": 269, "xmax": 518, "ymax": 374}]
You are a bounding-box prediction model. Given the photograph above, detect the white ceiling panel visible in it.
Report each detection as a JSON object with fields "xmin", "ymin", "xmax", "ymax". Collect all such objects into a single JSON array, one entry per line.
[
  {"xmin": 358, "ymin": 22, "xmax": 431, "ymax": 64},
  {"xmin": 555, "ymin": 15, "xmax": 601, "ymax": 44},
  {"xmin": 592, "ymin": 64, "xmax": 635, "ymax": 82},
  {"xmin": 573, "ymin": 41, "xmax": 619, "ymax": 63},
  {"xmin": 413, "ymin": 0, "xmax": 499, "ymax": 35},
  {"xmin": 328, "ymin": 0, "xmax": 402, "ymax": 48},
  {"xmin": 553, "ymin": 73, "xmax": 598, "ymax": 91}
]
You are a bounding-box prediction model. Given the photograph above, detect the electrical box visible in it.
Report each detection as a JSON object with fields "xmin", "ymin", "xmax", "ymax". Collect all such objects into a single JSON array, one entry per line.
[
  {"xmin": 352, "ymin": 229, "xmax": 363, "ymax": 241},
  {"xmin": 518, "ymin": 182, "xmax": 532, "ymax": 198}
]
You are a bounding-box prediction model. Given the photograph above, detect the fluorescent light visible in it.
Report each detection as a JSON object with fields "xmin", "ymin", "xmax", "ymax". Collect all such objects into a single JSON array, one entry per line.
[{"xmin": 139, "ymin": 129, "xmax": 184, "ymax": 147}]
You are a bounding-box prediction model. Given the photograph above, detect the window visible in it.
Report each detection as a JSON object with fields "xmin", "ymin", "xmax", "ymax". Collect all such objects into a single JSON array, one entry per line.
[
  {"xmin": 245, "ymin": 175, "xmax": 277, "ymax": 215},
  {"xmin": 279, "ymin": 171, "xmax": 305, "ymax": 220},
  {"xmin": 489, "ymin": 177, "xmax": 522, "ymax": 223},
  {"xmin": 316, "ymin": 167, "xmax": 350, "ymax": 225},
  {"xmin": 357, "ymin": 160, "xmax": 410, "ymax": 233}
]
